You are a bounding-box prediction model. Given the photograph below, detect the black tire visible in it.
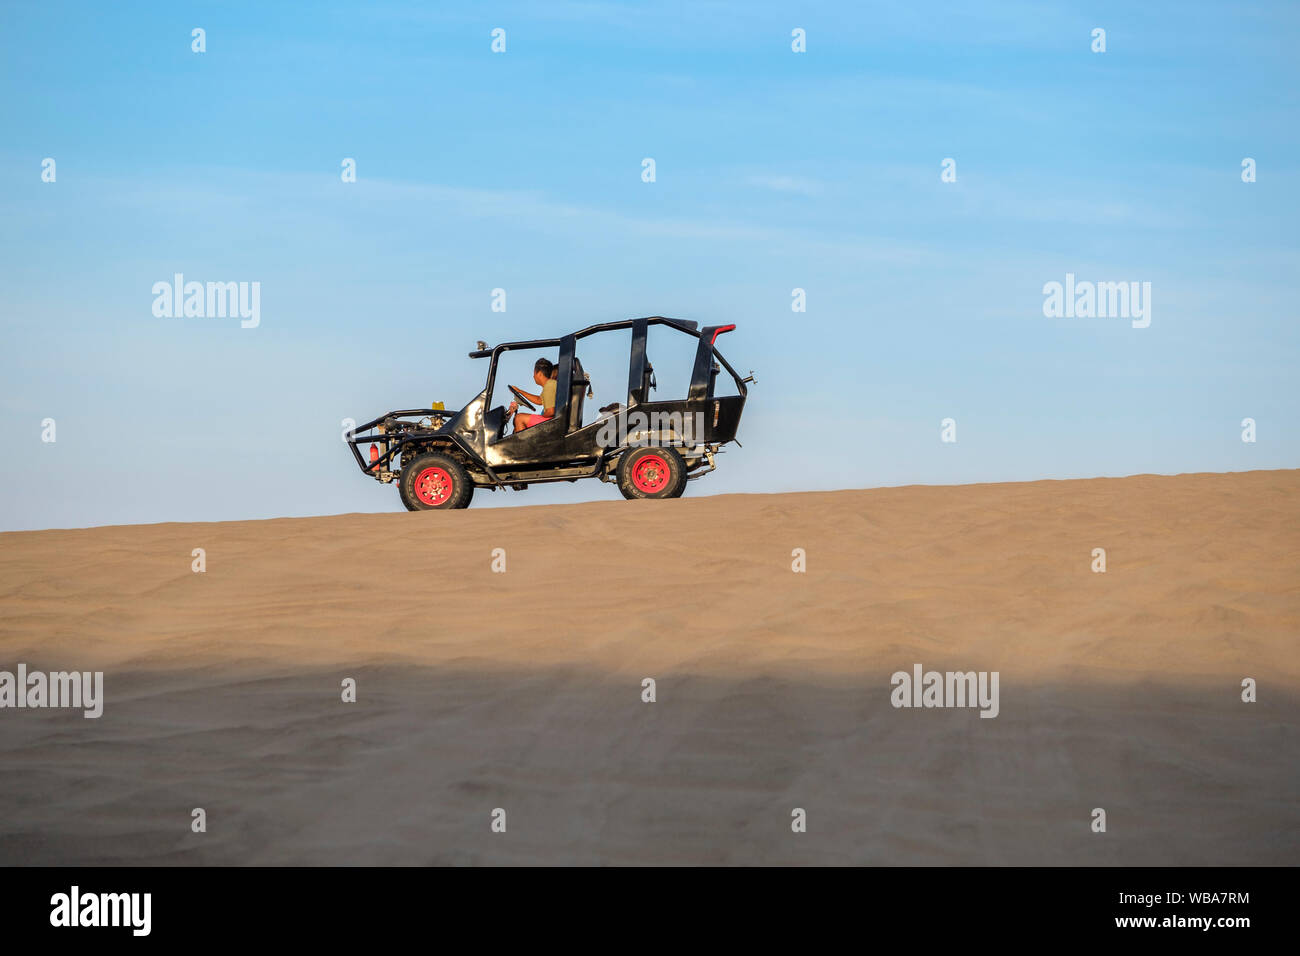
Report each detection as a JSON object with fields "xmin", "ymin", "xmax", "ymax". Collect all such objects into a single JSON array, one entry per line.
[
  {"xmin": 616, "ymin": 447, "xmax": 687, "ymax": 500},
  {"xmin": 398, "ymin": 452, "xmax": 474, "ymax": 511},
  {"xmin": 399, "ymin": 480, "xmax": 474, "ymax": 511}
]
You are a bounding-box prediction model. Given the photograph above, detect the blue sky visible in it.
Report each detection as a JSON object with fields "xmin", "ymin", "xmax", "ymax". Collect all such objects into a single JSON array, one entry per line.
[{"xmin": 1, "ymin": 1, "xmax": 1297, "ymax": 530}]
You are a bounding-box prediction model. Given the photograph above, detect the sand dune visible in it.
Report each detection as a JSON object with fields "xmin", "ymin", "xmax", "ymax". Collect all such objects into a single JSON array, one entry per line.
[{"xmin": 0, "ymin": 470, "xmax": 1296, "ymax": 865}]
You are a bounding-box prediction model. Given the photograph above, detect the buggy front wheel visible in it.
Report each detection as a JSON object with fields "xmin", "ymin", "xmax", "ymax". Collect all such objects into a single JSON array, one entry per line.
[{"xmin": 399, "ymin": 452, "xmax": 474, "ymax": 510}]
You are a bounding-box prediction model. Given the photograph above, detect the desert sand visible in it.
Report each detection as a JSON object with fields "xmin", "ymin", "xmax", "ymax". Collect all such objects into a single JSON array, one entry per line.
[{"xmin": 0, "ymin": 470, "xmax": 1296, "ymax": 865}]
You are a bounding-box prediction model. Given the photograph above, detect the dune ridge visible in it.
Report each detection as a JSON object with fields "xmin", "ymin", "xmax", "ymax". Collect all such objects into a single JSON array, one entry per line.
[{"xmin": 0, "ymin": 469, "xmax": 1296, "ymax": 864}]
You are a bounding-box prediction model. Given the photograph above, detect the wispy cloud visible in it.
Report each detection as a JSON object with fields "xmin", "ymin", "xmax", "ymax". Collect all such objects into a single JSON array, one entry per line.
[
  {"xmin": 80, "ymin": 166, "xmax": 933, "ymax": 266},
  {"xmin": 745, "ymin": 174, "xmax": 824, "ymax": 197}
]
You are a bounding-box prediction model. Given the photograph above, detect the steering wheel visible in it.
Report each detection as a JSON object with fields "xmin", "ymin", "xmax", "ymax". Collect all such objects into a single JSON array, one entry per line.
[{"xmin": 508, "ymin": 384, "xmax": 537, "ymax": 411}]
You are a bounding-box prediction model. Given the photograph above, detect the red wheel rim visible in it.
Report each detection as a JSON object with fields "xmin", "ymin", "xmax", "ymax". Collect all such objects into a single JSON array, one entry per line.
[
  {"xmin": 631, "ymin": 454, "xmax": 669, "ymax": 494},
  {"xmin": 415, "ymin": 466, "xmax": 454, "ymax": 506}
]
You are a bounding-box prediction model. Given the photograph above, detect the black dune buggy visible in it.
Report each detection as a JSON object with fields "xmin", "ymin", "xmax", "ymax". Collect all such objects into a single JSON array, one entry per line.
[{"xmin": 345, "ymin": 316, "xmax": 752, "ymax": 510}]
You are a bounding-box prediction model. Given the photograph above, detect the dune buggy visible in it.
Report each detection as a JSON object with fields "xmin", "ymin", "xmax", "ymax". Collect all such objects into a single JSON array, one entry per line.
[{"xmin": 345, "ymin": 316, "xmax": 752, "ymax": 510}]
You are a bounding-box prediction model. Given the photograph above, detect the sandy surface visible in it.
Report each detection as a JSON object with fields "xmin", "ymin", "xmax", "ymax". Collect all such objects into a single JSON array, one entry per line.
[{"xmin": 0, "ymin": 470, "xmax": 1296, "ymax": 865}]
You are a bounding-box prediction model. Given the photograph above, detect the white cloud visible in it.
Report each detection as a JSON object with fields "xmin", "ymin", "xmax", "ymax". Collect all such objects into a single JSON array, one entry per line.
[{"xmin": 745, "ymin": 174, "xmax": 823, "ymax": 197}]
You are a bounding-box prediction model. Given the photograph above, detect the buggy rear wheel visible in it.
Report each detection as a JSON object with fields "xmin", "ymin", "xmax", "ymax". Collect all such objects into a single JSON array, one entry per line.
[
  {"xmin": 616, "ymin": 447, "xmax": 686, "ymax": 500},
  {"xmin": 399, "ymin": 452, "xmax": 474, "ymax": 511}
]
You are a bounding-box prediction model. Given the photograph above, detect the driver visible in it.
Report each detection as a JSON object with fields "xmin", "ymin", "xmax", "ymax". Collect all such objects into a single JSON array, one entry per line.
[{"xmin": 508, "ymin": 358, "xmax": 558, "ymax": 432}]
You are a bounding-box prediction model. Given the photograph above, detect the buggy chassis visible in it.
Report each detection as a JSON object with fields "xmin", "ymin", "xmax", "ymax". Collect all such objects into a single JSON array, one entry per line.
[{"xmin": 344, "ymin": 316, "xmax": 751, "ymax": 508}]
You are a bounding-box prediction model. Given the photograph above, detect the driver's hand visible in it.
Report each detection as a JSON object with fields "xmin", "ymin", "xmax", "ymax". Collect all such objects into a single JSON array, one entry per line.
[{"xmin": 507, "ymin": 401, "xmax": 518, "ymax": 414}]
